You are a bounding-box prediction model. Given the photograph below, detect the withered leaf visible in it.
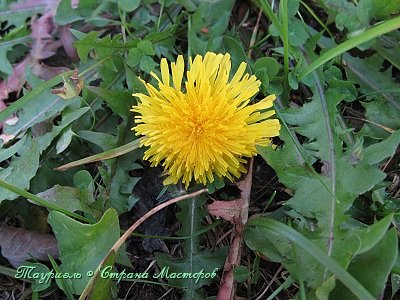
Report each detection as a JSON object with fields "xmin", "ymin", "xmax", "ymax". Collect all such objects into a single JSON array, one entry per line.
[{"xmin": 0, "ymin": 224, "xmax": 59, "ymax": 267}]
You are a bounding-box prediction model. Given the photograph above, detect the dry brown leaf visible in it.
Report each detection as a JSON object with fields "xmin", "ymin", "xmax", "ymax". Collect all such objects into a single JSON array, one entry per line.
[
  {"xmin": 0, "ymin": 224, "xmax": 59, "ymax": 267},
  {"xmin": 206, "ymin": 199, "xmax": 243, "ymax": 223}
]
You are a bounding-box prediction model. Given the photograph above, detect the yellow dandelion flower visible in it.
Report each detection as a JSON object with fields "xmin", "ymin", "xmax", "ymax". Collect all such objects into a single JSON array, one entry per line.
[{"xmin": 131, "ymin": 52, "xmax": 281, "ymax": 188}]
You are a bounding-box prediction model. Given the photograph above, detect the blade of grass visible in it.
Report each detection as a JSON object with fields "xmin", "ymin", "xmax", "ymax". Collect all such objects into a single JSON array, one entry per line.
[
  {"xmin": 0, "ymin": 56, "xmax": 112, "ymax": 123},
  {"xmin": 0, "ymin": 179, "xmax": 93, "ymax": 223},
  {"xmin": 281, "ymin": 0, "xmax": 290, "ymax": 105},
  {"xmin": 299, "ymin": 0, "xmax": 333, "ymax": 39},
  {"xmin": 265, "ymin": 276, "xmax": 294, "ymax": 300},
  {"xmin": 246, "ymin": 218, "xmax": 375, "ymax": 300},
  {"xmin": 298, "ymin": 15, "xmax": 400, "ymax": 80},
  {"xmin": 255, "ymin": 0, "xmax": 283, "ymax": 36},
  {"xmin": 55, "ymin": 137, "xmax": 144, "ymax": 171}
]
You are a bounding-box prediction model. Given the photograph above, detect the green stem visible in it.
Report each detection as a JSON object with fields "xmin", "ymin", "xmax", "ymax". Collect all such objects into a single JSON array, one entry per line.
[
  {"xmin": 0, "ymin": 179, "xmax": 93, "ymax": 223},
  {"xmin": 55, "ymin": 137, "xmax": 144, "ymax": 171},
  {"xmin": 298, "ymin": 16, "xmax": 400, "ymax": 80},
  {"xmin": 281, "ymin": 0, "xmax": 290, "ymax": 105},
  {"xmin": 0, "ymin": 56, "xmax": 112, "ymax": 123}
]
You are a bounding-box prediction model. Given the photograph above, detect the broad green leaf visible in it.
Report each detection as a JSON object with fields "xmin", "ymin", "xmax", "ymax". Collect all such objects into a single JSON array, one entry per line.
[
  {"xmin": 36, "ymin": 185, "xmax": 92, "ymax": 215},
  {"xmin": 48, "ymin": 208, "xmax": 120, "ymax": 294},
  {"xmin": 272, "ymin": 17, "xmax": 309, "ymax": 47},
  {"xmin": 220, "ymin": 36, "xmax": 247, "ymax": 72},
  {"xmin": 78, "ymin": 130, "xmax": 116, "ymax": 151},
  {"xmin": 118, "ymin": 0, "xmax": 140, "ymax": 12},
  {"xmin": 331, "ymin": 228, "xmax": 398, "ymax": 299},
  {"xmin": 245, "ymin": 217, "xmax": 375, "ymax": 300},
  {"xmin": 139, "ymin": 55, "xmax": 158, "ymax": 74},
  {"xmin": 0, "ymin": 135, "xmax": 27, "ymax": 161},
  {"xmin": 83, "ymin": 251, "xmax": 116, "ymax": 300},
  {"xmin": 372, "ymin": 0, "xmax": 400, "ymax": 19},
  {"xmin": 2, "ymin": 70, "xmax": 76, "ymax": 138},
  {"xmin": 234, "ymin": 266, "xmax": 251, "ymax": 283},
  {"xmin": 56, "ymin": 127, "xmax": 75, "ymax": 154},
  {"xmin": 0, "ymin": 42, "xmax": 14, "ymax": 74},
  {"xmin": 353, "ymin": 214, "xmax": 393, "ymax": 255},
  {"xmin": 253, "ymin": 57, "xmax": 281, "ymax": 78},
  {"xmin": 127, "ymin": 47, "xmax": 143, "ymax": 67},
  {"xmin": 55, "ymin": 0, "xmax": 114, "ymax": 25}
]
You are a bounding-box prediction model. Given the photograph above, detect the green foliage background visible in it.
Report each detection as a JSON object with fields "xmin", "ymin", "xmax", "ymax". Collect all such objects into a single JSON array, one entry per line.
[{"xmin": 0, "ymin": 0, "xmax": 400, "ymax": 299}]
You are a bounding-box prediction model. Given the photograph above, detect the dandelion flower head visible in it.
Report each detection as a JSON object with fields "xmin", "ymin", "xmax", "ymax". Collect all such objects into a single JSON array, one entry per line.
[{"xmin": 131, "ymin": 52, "xmax": 281, "ymax": 188}]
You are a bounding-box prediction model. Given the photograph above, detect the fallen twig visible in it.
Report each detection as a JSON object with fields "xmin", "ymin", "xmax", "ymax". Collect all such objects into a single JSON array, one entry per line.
[{"xmin": 207, "ymin": 158, "xmax": 253, "ymax": 300}]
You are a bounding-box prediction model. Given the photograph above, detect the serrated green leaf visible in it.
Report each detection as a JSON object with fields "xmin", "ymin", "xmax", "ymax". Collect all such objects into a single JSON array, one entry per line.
[
  {"xmin": 127, "ymin": 47, "xmax": 143, "ymax": 67},
  {"xmin": 258, "ymin": 65, "xmax": 399, "ymax": 295},
  {"xmin": 361, "ymin": 130, "xmax": 400, "ymax": 165},
  {"xmin": 0, "ymin": 43, "xmax": 13, "ymax": 74},
  {"xmin": 74, "ymin": 32, "xmax": 138, "ymax": 63},
  {"xmin": 139, "ymin": 55, "xmax": 157, "ymax": 73},
  {"xmin": 86, "ymin": 86, "xmax": 135, "ymax": 118},
  {"xmin": 359, "ymin": 98, "xmax": 400, "ymax": 139},
  {"xmin": 0, "ymin": 141, "xmax": 39, "ymax": 203},
  {"xmin": 156, "ymin": 194, "xmax": 226, "ymax": 299},
  {"xmin": 137, "ymin": 40, "xmax": 155, "ymax": 56},
  {"xmin": 188, "ymin": 0, "xmax": 235, "ymax": 55},
  {"xmin": 344, "ymin": 53, "xmax": 400, "ymax": 111}
]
